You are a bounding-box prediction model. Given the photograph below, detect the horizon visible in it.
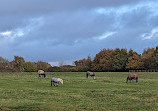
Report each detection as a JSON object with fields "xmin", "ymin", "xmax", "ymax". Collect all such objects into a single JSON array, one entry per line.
[{"xmin": 1, "ymin": 46, "xmax": 157, "ymax": 67}]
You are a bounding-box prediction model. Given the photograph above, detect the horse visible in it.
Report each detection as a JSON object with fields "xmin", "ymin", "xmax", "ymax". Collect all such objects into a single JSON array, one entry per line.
[
  {"xmin": 126, "ymin": 73, "xmax": 138, "ymax": 83},
  {"xmin": 51, "ymin": 78, "xmax": 63, "ymax": 87},
  {"xmin": 86, "ymin": 71, "xmax": 96, "ymax": 79},
  {"xmin": 38, "ymin": 70, "xmax": 46, "ymax": 78}
]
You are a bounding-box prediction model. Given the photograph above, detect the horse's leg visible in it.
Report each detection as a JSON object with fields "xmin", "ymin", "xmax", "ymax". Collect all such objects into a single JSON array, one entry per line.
[
  {"xmin": 126, "ymin": 77, "xmax": 129, "ymax": 83},
  {"xmin": 56, "ymin": 83, "xmax": 59, "ymax": 87},
  {"xmin": 53, "ymin": 82, "xmax": 55, "ymax": 87},
  {"xmin": 136, "ymin": 77, "xmax": 138, "ymax": 82},
  {"xmin": 51, "ymin": 81, "xmax": 52, "ymax": 86},
  {"xmin": 86, "ymin": 73, "xmax": 88, "ymax": 78}
]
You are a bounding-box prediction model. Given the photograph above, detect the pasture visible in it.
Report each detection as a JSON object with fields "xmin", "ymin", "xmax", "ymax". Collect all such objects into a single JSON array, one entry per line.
[{"xmin": 0, "ymin": 72, "xmax": 158, "ymax": 111}]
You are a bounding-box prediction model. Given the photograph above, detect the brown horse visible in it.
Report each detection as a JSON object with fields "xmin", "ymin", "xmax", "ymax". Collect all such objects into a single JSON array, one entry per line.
[{"xmin": 126, "ymin": 73, "xmax": 138, "ymax": 83}]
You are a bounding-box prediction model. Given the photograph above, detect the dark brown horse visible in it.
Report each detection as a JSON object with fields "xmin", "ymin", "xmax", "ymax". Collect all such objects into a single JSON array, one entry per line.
[{"xmin": 126, "ymin": 73, "xmax": 138, "ymax": 83}]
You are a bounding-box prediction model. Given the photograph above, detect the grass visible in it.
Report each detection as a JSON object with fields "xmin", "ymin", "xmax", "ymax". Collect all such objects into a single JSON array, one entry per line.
[{"xmin": 0, "ymin": 72, "xmax": 158, "ymax": 111}]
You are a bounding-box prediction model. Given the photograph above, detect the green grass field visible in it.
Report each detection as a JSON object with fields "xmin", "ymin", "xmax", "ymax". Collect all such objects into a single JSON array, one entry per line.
[{"xmin": 0, "ymin": 72, "xmax": 158, "ymax": 111}]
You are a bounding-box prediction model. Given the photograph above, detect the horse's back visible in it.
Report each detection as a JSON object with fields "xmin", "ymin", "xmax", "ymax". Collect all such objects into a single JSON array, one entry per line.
[
  {"xmin": 38, "ymin": 70, "xmax": 44, "ymax": 74},
  {"xmin": 51, "ymin": 78, "xmax": 58, "ymax": 83},
  {"xmin": 87, "ymin": 71, "xmax": 95, "ymax": 75},
  {"xmin": 128, "ymin": 73, "xmax": 138, "ymax": 80}
]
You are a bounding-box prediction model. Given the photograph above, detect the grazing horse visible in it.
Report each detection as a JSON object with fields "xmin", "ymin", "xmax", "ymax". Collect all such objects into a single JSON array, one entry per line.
[
  {"xmin": 86, "ymin": 71, "xmax": 96, "ymax": 79},
  {"xmin": 38, "ymin": 70, "xmax": 46, "ymax": 78},
  {"xmin": 126, "ymin": 73, "xmax": 138, "ymax": 83},
  {"xmin": 51, "ymin": 78, "xmax": 63, "ymax": 87}
]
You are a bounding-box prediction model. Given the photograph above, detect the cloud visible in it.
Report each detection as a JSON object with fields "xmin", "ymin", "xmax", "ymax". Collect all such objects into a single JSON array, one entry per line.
[
  {"xmin": 0, "ymin": 31, "xmax": 12, "ymax": 36},
  {"xmin": 0, "ymin": 17, "xmax": 44, "ymax": 41},
  {"xmin": 0, "ymin": 0, "xmax": 143, "ymax": 16},
  {"xmin": 0, "ymin": 30, "xmax": 24, "ymax": 39},
  {"xmin": 141, "ymin": 28, "xmax": 158, "ymax": 40},
  {"xmin": 93, "ymin": 32, "xmax": 116, "ymax": 40},
  {"xmin": 0, "ymin": 0, "xmax": 158, "ymax": 64}
]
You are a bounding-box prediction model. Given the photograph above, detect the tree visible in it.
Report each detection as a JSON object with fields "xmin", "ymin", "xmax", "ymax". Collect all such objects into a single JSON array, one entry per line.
[
  {"xmin": 141, "ymin": 48, "xmax": 155, "ymax": 69},
  {"xmin": 92, "ymin": 54, "xmax": 101, "ymax": 71},
  {"xmin": 92, "ymin": 49, "xmax": 115, "ymax": 71},
  {"xmin": 150, "ymin": 46, "xmax": 158, "ymax": 69},
  {"xmin": 74, "ymin": 56, "xmax": 92, "ymax": 71},
  {"xmin": 86, "ymin": 56, "xmax": 92, "ymax": 71},
  {"xmin": 112, "ymin": 48, "xmax": 128, "ymax": 71},
  {"xmin": 126, "ymin": 51, "xmax": 143, "ymax": 70},
  {"xmin": 11, "ymin": 56, "xmax": 25, "ymax": 71},
  {"xmin": 0, "ymin": 56, "xmax": 8, "ymax": 63},
  {"xmin": 23, "ymin": 62, "xmax": 38, "ymax": 72},
  {"xmin": 37, "ymin": 61, "xmax": 51, "ymax": 71},
  {"xmin": 0, "ymin": 56, "xmax": 9, "ymax": 68}
]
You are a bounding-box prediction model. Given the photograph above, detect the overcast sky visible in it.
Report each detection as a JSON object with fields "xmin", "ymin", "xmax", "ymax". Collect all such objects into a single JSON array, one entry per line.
[{"xmin": 0, "ymin": 0, "xmax": 158, "ymax": 66}]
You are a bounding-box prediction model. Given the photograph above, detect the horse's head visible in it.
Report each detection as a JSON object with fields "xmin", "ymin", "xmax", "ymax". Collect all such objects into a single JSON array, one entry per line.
[{"xmin": 58, "ymin": 78, "xmax": 63, "ymax": 84}]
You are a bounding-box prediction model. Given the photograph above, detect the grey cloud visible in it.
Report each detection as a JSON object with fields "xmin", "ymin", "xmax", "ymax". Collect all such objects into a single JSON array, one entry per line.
[
  {"xmin": 0, "ymin": 0, "xmax": 158, "ymax": 64},
  {"xmin": 0, "ymin": 0, "xmax": 145, "ymax": 16}
]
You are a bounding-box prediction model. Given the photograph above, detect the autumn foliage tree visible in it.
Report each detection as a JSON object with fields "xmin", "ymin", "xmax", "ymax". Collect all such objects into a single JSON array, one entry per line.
[
  {"xmin": 112, "ymin": 48, "xmax": 128, "ymax": 71},
  {"xmin": 37, "ymin": 61, "xmax": 51, "ymax": 71},
  {"xmin": 92, "ymin": 49, "xmax": 115, "ymax": 71},
  {"xmin": 126, "ymin": 50, "xmax": 143, "ymax": 70},
  {"xmin": 150, "ymin": 46, "xmax": 158, "ymax": 69},
  {"xmin": 141, "ymin": 48, "xmax": 155, "ymax": 69},
  {"xmin": 11, "ymin": 56, "xmax": 25, "ymax": 71},
  {"xmin": 73, "ymin": 46, "xmax": 158, "ymax": 72},
  {"xmin": 2, "ymin": 46, "xmax": 158, "ymax": 72},
  {"xmin": 23, "ymin": 62, "xmax": 38, "ymax": 72},
  {"xmin": 74, "ymin": 56, "xmax": 92, "ymax": 71}
]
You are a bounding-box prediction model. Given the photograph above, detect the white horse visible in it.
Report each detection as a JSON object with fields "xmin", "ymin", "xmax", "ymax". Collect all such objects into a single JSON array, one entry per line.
[
  {"xmin": 51, "ymin": 78, "xmax": 63, "ymax": 87},
  {"xmin": 86, "ymin": 71, "xmax": 96, "ymax": 79},
  {"xmin": 38, "ymin": 70, "xmax": 46, "ymax": 78}
]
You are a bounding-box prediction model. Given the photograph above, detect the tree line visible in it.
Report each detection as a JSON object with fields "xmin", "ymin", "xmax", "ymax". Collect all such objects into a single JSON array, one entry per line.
[
  {"xmin": 1, "ymin": 46, "xmax": 158, "ymax": 72},
  {"xmin": 74, "ymin": 46, "xmax": 158, "ymax": 72},
  {"xmin": 0, "ymin": 56, "xmax": 51, "ymax": 72}
]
